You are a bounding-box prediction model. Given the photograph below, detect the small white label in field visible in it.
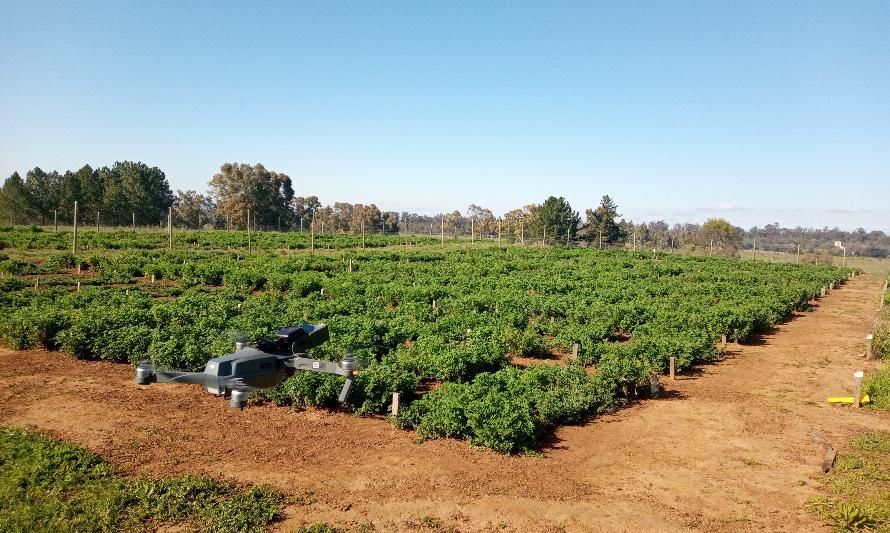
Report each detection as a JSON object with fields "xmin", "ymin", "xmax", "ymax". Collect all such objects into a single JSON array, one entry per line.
[
  {"xmin": 854, "ymin": 370, "xmax": 864, "ymax": 379},
  {"xmin": 312, "ymin": 362, "xmax": 320, "ymax": 369}
]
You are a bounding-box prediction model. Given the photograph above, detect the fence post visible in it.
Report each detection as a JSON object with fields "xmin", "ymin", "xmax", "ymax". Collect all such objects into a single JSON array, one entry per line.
[
  {"xmin": 669, "ymin": 356, "xmax": 676, "ymax": 380},
  {"xmin": 72, "ymin": 201, "xmax": 78, "ymax": 254},
  {"xmin": 96, "ymin": 211, "xmax": 100, "ymax": 232},
  {"xmin": 392, "ymin": 392, "xmax": 400, "ymax": 416},
  {"xmin": 865, "ymin": 334, "xmax": 873, "ymax": 360},
  {"xmin": 168, "ymin": 207, "xmax": 173, "ymax": 250},
  {"xmin": 54, "ymin": 210, "xmax": 58, "ymax": 232},
  {"xmin": 246, "ymin": 209, "xmax": 251, "ymax": 253},
  {"xmin": 572, "ymin": 343, "xmax": 579, "ymax": 360}
]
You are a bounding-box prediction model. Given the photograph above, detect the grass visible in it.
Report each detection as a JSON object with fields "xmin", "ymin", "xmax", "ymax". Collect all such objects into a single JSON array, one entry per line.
[
  {"xmin": 0, "ymin": 426, "xmax": 284, "ymax": 532},
  {"xmin": 865, "ymin": 366, "xmax": 890, "ymax": 410},
  {"xmin": 807, "ymin": 432, "xmax": 890, "ymax": 532},
  {"xmin": 749, "ymin": 251, "xmax": 890, "ymax": 275}
]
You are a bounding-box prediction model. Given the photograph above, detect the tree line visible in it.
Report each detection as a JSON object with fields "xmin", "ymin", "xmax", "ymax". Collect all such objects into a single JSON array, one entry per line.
[
  {"xmin": 2, "ymin": 161, "xmax": 888, "ymax": 257},
  {"xmin": 0, "ymin": 163, "xmax": 173, "ymax": 227}
]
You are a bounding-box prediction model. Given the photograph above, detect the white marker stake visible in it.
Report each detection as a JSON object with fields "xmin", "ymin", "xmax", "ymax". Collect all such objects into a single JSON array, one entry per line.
[
  {"xmin": 865, "ymin": 334, "xmax": 873, "ymax": 360},
  {"xmin": 669, "ymin": 357, "xmax": 676, "ymax": 381},
  {"xmin": 392, "ymin": 392, "xmax": 400, "ymax": 416},
  {"xmin": 853, "ymin": 371, "xmax": 864, "ymax": 409},
  {"xmin": 649, "ymin": 372, "xmax": 660, "ymax": 396}
]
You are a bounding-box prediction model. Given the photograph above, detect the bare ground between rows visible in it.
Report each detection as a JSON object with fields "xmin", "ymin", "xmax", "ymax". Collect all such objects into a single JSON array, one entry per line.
[{"xmin": 0, "ymin": 276, "xmax": 888, "ymax": 532}]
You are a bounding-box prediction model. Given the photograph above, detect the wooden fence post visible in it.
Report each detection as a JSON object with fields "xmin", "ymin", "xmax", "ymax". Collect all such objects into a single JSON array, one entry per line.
[
  {"xmin": 72, "ymin": 201, "xmax": 78, "ymax": 254},
  {"xmin": 310, "ymin": 212, "xmax": 315, "ymax": 253},
  {"xmin": 168, "ymin": 207, "xmax": 173, "ymax": 250}
]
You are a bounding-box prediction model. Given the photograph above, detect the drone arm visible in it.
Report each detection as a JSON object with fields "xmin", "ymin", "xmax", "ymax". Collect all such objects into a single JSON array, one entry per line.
[
  {"xmin": 285, "ymin": 356, "xmax": 357, "ymax": 402},
  {"xmin": 286, "ymin": 357, "xmax": 351, "ymax": 376},
  {"xmin": 135, "ymin": 362, "xmax": 217, "ymax": 388}
]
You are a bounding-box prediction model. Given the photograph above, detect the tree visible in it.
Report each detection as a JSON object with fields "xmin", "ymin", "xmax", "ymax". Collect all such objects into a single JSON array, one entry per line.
[
  {"xmin": 382, "ymin": 211, "xmax": 400, "ymax": 234},
  {"xmin": 698, "ymin": 218, "xmax": 743, "ymax": 257},
  {"xmin": 349, "ymin": 203, "xmax": 383, "ymax": 234},
  {"xmin": 292, "ymin": 196, "xmax": 320, "ymax": 230},
  {"xmin": 502, "ymin": 208, "xmax": 527, "ymax": 243},
  {"xmin": 208, "ymin": 162, "xmax": 294, "ymax": 229},
  {"xmin": 117, "ymin": 161, "xmax": 174, "ymax": 225},
  {"xmin": 332, "ymin": 202, "xmax": 354, "ymax": 232},
  {"xmin": 582, "ymin": 195, "xmax": 622, "ymax": 245},
  {"xmin": 0, "ymin": 172, "xmax": 35, "ymax": 225},
  {"xmin": 533, "ymin": 196, "xmax": 579, "ymax": 244},
  {"xmin": 77, "ymin": 164, "xmax": 104, "ymax": 220},
  {"xmin": 173, "ymin": 190, "xmax": 214, "ymax": 228},
  {"xmin": 467, "ymin": 204, "xmax": 496, "ymax": 237},
  {"xmin": 24, "ymin": 167, "xmax": 61, "ymax": 223},
  {"xmin": 444, "ymin": 210, "xmax": 465, "ymax": 236}
]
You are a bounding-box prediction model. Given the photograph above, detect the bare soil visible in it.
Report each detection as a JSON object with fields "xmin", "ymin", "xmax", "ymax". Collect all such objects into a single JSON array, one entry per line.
[{"xmin": 1, "ymin": 275, "xmax": 888, "ymax": 532}]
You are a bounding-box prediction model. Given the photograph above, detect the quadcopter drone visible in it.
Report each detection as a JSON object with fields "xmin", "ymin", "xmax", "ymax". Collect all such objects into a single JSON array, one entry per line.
[{"xmin": 135, "ymin": 323, "xmax": 356, "ymax": 409}]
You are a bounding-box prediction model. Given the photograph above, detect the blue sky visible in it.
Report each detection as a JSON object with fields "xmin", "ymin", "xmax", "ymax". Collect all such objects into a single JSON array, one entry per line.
[{"xmin": 2, "ymin": 1, "xmax": 888, "ymax": 230}]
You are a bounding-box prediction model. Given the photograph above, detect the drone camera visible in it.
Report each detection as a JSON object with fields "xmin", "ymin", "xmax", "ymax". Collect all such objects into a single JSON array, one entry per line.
[{"xmin": 276, "ymin": 323, "xmax": 329, "ymax": 352}]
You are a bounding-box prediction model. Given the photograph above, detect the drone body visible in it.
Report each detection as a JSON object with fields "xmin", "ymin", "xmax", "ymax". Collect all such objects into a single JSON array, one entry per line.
[{"xmin": 136, "ymin": 324, "xmax": 356, "ymax": 409}]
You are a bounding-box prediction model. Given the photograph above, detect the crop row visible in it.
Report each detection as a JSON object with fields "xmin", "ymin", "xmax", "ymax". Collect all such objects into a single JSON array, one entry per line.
[
  {"xmin": 0, "ymin": 226, "xmax": 437, "ymax": 251},
  {"xmin": 0, "ymin": 245, "xmax": 851, "ymax": 452}
]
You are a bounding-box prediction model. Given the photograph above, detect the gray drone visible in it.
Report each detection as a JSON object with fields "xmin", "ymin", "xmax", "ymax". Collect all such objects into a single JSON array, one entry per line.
[{"xmin": 135, "ymin": 323, "xmax": 356, "ymax": 409}]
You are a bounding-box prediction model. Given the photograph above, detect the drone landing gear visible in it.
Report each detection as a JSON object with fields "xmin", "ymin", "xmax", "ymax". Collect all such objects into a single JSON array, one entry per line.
[{"xmin": 229, "ymin": 389, "xmax": 249, "ymax": 410}]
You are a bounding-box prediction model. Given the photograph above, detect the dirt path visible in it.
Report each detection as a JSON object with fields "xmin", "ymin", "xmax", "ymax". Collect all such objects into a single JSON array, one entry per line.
[{"xmin": 1, "ymin": 275, "xmax": 888, "ymax": 532}]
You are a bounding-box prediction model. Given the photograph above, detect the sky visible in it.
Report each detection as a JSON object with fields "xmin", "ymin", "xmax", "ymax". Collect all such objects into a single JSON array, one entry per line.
[{"xmin": 1, "ymin": 1, "xmax": 888, "ymax": 231}]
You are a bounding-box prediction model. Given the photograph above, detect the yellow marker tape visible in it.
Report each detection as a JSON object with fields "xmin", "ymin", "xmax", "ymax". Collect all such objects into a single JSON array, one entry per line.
[{"xmin": 826, "ymin": 395, "xmax": 871, "ymax": 405}]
